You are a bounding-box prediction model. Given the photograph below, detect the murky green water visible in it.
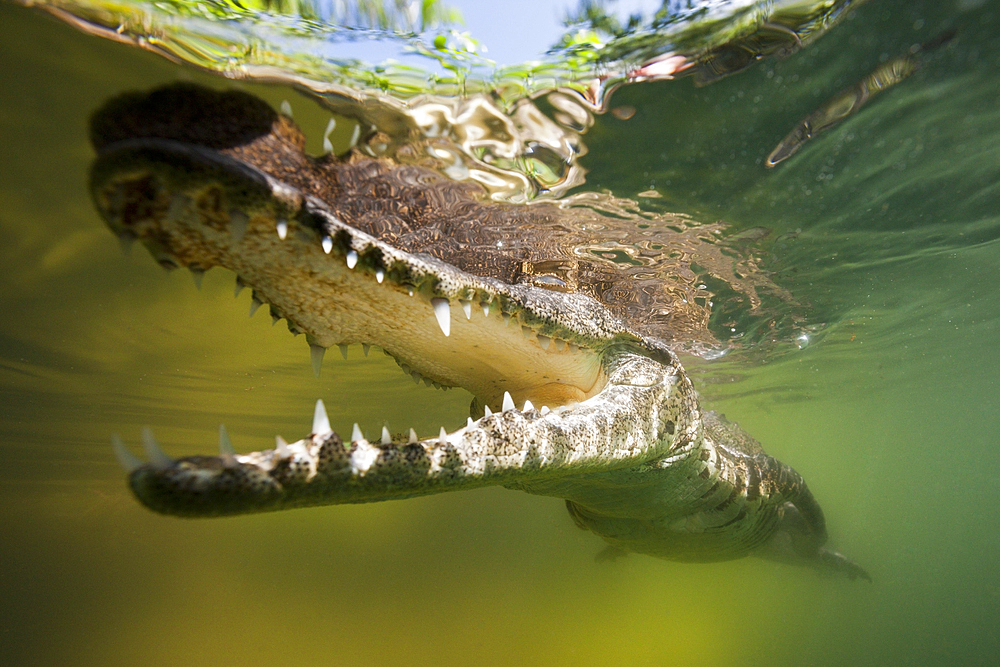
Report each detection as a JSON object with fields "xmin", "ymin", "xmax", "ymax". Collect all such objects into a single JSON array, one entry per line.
[{"xmin": 2, "ymin": 1, "xmax": 1000, "ymax": 665}]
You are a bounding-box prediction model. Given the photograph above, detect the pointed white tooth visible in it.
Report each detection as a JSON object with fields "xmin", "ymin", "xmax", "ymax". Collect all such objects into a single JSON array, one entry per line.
[
  {"xmin": 339, "ymin": 344, "xmax": 349, "ymax": 360},
  {"xmin": 481, "ymin": 302, "xmax": 490, "ymax": 317},
  {"xmin": 502, "ymin": 313, "xmax": 511, "ymax": 326},
  {"xmin": 322, "ymin": 236, "xmax": 333, "ymax": 253},
  {"xmin": 537, "ymin": 335, "xmax": 551, "ymax": 350},
  {"xmin": 375, "ymin": 269, "xmax": 384, "ymax": 283},
  {"xmin": 275, "ymin": 435, "xmax": 291, "ymax": 459},
  {"xmin": 118, "ymin": 232, "xmax": 135, "ymax": 256},
  {"xmin": 540, "ymin": 406, "xmax": 550, "ymax": 415},
  {"xmin": 408, "ymin": 428, "xmax": 418, "ymax": 444},
  {"xmin": 346, "ymin": 250, "xmax": 358, "ymax": 269},
  {"xmin": 523, "ymin": 400, "xmax": 535, "ymax": 412},
  {"xmin": 140, "ymin": 427, "xmax": 173, "ymax": 470},
  {"xmin": 310, "ymin": 344, "xmax": 325, "ymax": 378},
  {"xmin": 280, "ymin": 99, "xmax": 293, "ymax": 117},
  {"xmin": 553, "ymin": 338, "xmax": 566, "ymax": 351},
  {"xmin": 111, "ymin": 434, "xmax": 143, "ymax": 473},
  {"xmin": 430, "ymin": 298, "xmax": 451, "ymax": 336},
  {"xmin": 229, "ymin": 210, "xmax": 248, "ymax": 241},
  {"xmin": 521, "ymin": 326, "xmax": 532, "ymax": 339},
  {"xmin": 381, "ymin": 426, "xmax": 391, "ymax": 445},
  {"xmin": 408, "ymin": 288, "xmax": 414, "ymax": 297},
  {"xmin": 323, "ymin": 117, "xmax": 336, "ymax": 153},
  {"xmin": 348, "ymin": 124, "xmax": 360, "ymax": 148},
  {"xmin": 502, "ymin": 391, "xmax": 515, "ymax": 412},
  {"xmin": 439, "ymin": 427, "xmax": 448, "ymax": 443},
  {"xmin": 459, "ymin": 299, "xmax": 472, "ymax": 319},
  {"xmin": 249, "ymin": 297, "xmax": 262, "ymax": 317},
  {"xmin": 234, "ymin": 277, "xmax": 245, "ymax": 298},
  {"xmin": 219, "ymin": 424, "xmax": 238, "ymax": 467},
  {"xmin": 312, "ymin": 399, "xmax": 331, "ymax": 435},
  {"xmin": 276, "ymin": 219, "xmax": 288, "ymax": 240},
  {"xmin": 362, "ymin": 344, "xmax": 370, "ymax": 357},
  {"xmin": 467, "ymin": 417, "xmax": 474, "ymax": 428},
  {"xmin": 352, "ymin": 423, "xmax": 364, "ymax": 443},
  {"xmin": 190, "ymin": 268, "xmax": 205, "ymax": 290},
  {"xmin": 483, "ymin": 405, "xmax": 492, "ymax": 417}
]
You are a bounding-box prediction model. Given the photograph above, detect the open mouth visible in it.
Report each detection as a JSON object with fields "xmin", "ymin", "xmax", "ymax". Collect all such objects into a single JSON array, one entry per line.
[{"xmin": 90, "ymin": 84, "xmax": 679, "ymax": 517}]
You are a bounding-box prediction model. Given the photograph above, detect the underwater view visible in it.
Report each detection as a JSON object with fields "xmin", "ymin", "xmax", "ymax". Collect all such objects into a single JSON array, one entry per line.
[{"xmin": 2, "ymin": 0, "xmax": 999, "ymax": 664}]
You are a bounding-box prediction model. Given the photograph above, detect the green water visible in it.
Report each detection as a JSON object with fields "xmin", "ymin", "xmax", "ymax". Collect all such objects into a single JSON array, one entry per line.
[{"xmin": 2, "ymin": 1, "xmax": 999, "ymax": 665}]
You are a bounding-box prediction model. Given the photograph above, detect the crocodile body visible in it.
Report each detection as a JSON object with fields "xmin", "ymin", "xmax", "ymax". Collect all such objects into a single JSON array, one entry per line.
[{"xmin": 94, "ymin": 84, "xmax": 868, "ymax": 579}]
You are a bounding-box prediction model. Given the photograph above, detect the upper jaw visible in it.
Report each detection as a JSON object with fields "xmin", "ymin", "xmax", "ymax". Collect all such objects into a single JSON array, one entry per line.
[{"xmin": 89, "ymin": 122, "xmax": 647, "ymax": 410}]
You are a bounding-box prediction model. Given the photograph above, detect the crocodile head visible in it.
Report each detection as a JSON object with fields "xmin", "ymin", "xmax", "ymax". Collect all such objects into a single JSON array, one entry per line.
[
  {"xmin": 90, "ymin": 84, "xmax": 868, "ymax": 579},
  {"xmin": 89, "ymin": 84, "xmax": 677, "ymax": 412}
]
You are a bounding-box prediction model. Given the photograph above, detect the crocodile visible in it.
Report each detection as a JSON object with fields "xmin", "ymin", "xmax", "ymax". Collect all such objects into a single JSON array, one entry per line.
[{"xmin": 93, "ymin": 83, "xmax": 869, "ymax": 580}]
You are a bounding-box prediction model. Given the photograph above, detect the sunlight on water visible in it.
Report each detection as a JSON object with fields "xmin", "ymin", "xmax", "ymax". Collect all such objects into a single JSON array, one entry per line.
[{"xmin": 2, "ymin": 0, "xmax": 1000, "ymax": 665}]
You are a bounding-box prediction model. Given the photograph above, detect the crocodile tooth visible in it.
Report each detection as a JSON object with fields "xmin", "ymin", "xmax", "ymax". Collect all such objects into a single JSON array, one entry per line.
[
  {"xmin": 321, "ymin": 236, "xmax": 333, "ymax": 253},
  {"xmin": 229, "ymin": 210, "xmax": 248, "ymax": 241},
  {"xmin": 118, "ymin": 232, "xmax": 135, "ymax": 256},
  {"xmin": 348, "ymin": 124, "xmax": 360, "ymax": 147},
  {"xmin": 275, "ymin": 435, "xmax": 291, "ymax": 459},
  {"xmin": 111, "ymin": 434, "xmax": 143, "ymax": 473},
  {"xmin": 439, "ymin": 427, "xmax": 448, "ymax": 444},
  {"xmin": 481, "ymin": 302, "xmax": 490, "ymax": 317},
  {"xmin": 521, "ymin": 326, "xmax": 532, "ymax": 339},
  {"xmin": 502, "ymin": 391, "xmax": 515, "ymax": 412},
  {"xmin": 234, "ymin": 277, "xmax": 245, "ymax": 298},
  {"xmin": 362, "ymin": 344, "xmax": 370, "ymax": 357},
  {"xmin": 431, "ymin": 298, "xmax": 451, "ymax": 336},
  {"xmin": 536, "ymin": 335, "xmax": 550, "ymax": 350},
  {"xmin": 422, "ymin": 377, "xmax": 433, "ymax": 387},
  {"xmin": 408, "ymin": 428, "xmax": 418, "ymax": 444},
  {"xmin": 483, "ymin": 405, "xmax": 492, "ymax": 417},
  {"xmin": 312, "ymin": 399, "xmax": 331, "ymax": 435},
  {"xmin": 249, "ymin": 297, "xmax": 263, "ymax": 317},
  {"xmin": 190, "ymin": 268, "xmax": 205, "ymax": 290},
  {"xmin": 553, "ymin": 338, "xmax": 566, "ymax": 351},
  {"xmin": 140, "ymin": 427, "xmax": 173, "ymax": 470},
  {"xmin": 375, "ymin": 269, "xmax": 384, "ymax": 283},
  {"xmin": 276, "ymin": 219, "xmax": 288, "ymax": 240},
  {"xmin": 351, "ymin": 423, "xmax": 364, "ymax": 443},
  {"xmin": 339, "ymin": 344, "xmax": 349, "ymax": 360},
  {"xmin": 400, "ymin": 363, "xmax": 411, "ymax": 375},
  {"xmin": 280, "ymin": 99, "xmax": 293, "ymax": 117},
  {"xmin": 467, "ymin": 417, "xmax": 474, "ymax": 428},
  {"xmin": 310, "ymin": 344, "xmax": 325, "ymax": 378},
  {"xmin": 346, "ymin": 250, "xmax": 358, "ymax": 269},
  {"xmin": 218, "ymin": 424, "xmax": 238, "ymax": 467},
  {"xmin": 523, "ymin": 400, "xmax": 535, "ymax": 412},
  {"xmin": 540, "ymin": 406, "xmax": 551, "ymax": 415},
  {"xmin": 502, "ymin": 313, "xmax": 511, "ymax": 326},
  {"xmin": 459, "ymin": 299, "xmax": 472, "ymax": 319},
  {"xmin": 322, "ymin": 118, "xmax": 336, "ymax": 153},
  {"xmin": 411, "ymin": 371, "xmax": 421, "ymax": 384},
  {"xmin": 381, "ymin": 426, "xmax": 391, "ymax": 445}
]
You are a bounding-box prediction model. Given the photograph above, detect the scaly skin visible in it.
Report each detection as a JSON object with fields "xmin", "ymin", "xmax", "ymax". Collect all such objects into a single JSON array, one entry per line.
[{"xmin": 93, "ymin": 84, "xmax": 869, "ymax": 580}]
